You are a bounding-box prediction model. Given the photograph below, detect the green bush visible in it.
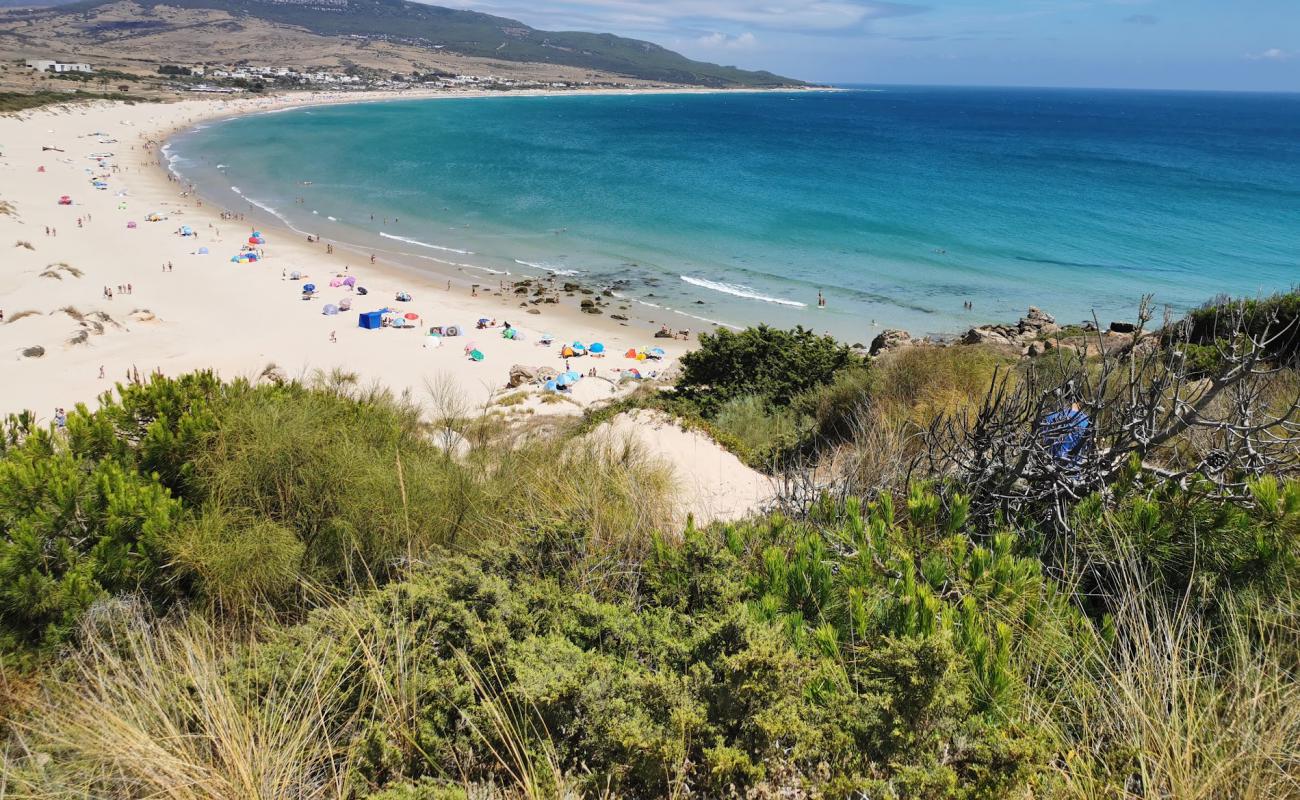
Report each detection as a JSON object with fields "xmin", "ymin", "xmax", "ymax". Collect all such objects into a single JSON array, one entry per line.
[{"xmin": 677, "ymin": 325, "xmax": 863, "ymax": 413}]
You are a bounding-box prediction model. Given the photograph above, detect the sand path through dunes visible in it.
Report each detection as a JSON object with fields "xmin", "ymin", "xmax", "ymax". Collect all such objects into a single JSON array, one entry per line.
[{"xmin": 592, "ymin": 409, "xmax": 777, "ymax": 526}]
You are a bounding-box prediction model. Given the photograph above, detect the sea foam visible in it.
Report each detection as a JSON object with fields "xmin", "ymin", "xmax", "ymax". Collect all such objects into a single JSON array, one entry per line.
[
  {"xmin": 680, "ymin": 275, "xmax": 807, "ymax": 308},
  {"xmin": 381, "ymin": 232, "xmax": 474, "ymax": 255}
]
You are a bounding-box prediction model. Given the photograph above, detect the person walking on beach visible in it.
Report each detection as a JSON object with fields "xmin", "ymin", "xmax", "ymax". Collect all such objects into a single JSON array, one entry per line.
[
  {"xmin": 98, "ymin": 365, "xmax": 105, "ymax": 379},
  {"xmin": 330, "ymin": 330, "xmax": 337, "ymax": 343}
]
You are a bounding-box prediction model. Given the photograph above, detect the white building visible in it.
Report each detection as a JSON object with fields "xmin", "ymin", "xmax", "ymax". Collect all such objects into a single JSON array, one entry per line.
[{"xmin": 26, "ymin": 59, "xmax": 93, "ymax": 73}]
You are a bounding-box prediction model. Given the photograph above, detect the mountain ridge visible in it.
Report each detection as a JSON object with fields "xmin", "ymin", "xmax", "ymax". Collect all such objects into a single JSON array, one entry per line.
[{"xmin": 26, "ymin": 0, "xmax": 802, "ymax": 86}]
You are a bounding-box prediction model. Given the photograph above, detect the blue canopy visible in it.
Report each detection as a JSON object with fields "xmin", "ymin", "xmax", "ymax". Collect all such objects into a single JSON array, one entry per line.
[
  {"xmin": 358, "ymin": 311, "xmax": 383, "ymax": 330},
  {"xmin": 197, "ymin": 247, "xmax": 209, "ymax": 254},
  {"xmin": 302, "ymin": 283, "xmax": 316, "ymax": 292},
  {"xmin": 544, "ymin": 379, "xmax": 558, "ymax": 391},
  {"xmin": 589, "ymin": 342, "xmax": 605, "ymax": 354}
]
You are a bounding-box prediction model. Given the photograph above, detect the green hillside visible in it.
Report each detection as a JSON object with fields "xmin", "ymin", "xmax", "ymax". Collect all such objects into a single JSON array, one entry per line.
[{"xmin": 61, "ymin": 0, "xmax": 803, "ymax": 86}]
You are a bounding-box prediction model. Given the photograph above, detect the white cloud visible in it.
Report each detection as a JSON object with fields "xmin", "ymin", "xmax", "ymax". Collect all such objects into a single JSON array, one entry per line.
[
  {"xmin": 696, "ymin": 31, "xmax": 758, "ymax": 49},
  {"xmin": 430, "ymin": 0, "xmax": 927, "ymax": 35},
  {"xmin": 1246, "ymin": 48, "xmax": 1295, "ymax": 62}
]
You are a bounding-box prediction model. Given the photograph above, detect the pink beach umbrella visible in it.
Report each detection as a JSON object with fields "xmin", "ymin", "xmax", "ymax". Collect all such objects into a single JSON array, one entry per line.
[
  {"xmin": 126, "ymin": 221, "xmax": 137, "ymax": 229},
  {"xmin": 329, "ymin": 278, "xmax": 344, "ymax": 288}
]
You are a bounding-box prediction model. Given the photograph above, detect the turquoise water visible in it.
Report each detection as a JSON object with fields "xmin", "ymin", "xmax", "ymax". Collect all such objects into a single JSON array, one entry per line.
[{"xmin": 168, "ymin": 87, "xmax": 1300, "ymax": 343}]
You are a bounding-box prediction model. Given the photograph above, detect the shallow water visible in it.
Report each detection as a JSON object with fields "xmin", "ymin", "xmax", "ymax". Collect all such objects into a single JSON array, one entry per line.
[{"xmin": 170, "ymin": 87, "xmax": 1300, "ymax": 343}]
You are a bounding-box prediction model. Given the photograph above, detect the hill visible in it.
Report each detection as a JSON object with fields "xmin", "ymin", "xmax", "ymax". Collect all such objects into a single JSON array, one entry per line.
[{"xmin": 2, "ymin": 0, "xmax": 801, "ymax": 86}]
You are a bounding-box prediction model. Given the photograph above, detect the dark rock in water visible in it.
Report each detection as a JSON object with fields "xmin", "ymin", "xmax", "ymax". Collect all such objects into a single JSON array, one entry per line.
[
  {"xmin": 580, "ymin": 299, "xmax": 595, "ymax": 308},
  {"xmin": 21, "ymin": 345, "xmax": 44, "ymax": 358},
  {"xmin": 610, "ymin": 314, "xmax": 628, "ymax": 321},
  {"xmin": 1082, "ymin": 320, "xmax": 1099, "ymax": 332},
  {"xmin": 602, "ymin": 289, "xmax": 614, "ymax": 297},
  {"xmin": 695, "ymin": 300, "xmax": 705, "ymax": 305},
  {"xmin": 1109, "ymin": 321, "xmax": 1136, "ymax": 334},
  {"xmin": 562, "ymin": 282, "xmax": 580, "ymax": 292},
  {"xmin": 581, "ymin": 306, "xmax": 602, "ymax": 315},
  {"xmin": 869, "ymin": 328, "xmax": 913, "ymax": 356}
]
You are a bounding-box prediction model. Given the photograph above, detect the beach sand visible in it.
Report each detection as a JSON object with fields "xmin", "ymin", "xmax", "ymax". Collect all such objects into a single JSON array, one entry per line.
[{"xmin": 0, "ymin": 91, "xmax": 772, "ymax": 523}]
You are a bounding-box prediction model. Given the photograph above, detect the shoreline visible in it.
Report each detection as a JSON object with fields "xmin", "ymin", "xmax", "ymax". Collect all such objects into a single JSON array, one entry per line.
[
  {"xmin": 159, "ymin": 86, "xmax": 825, "ymax": 340},
  {"xmin": 0, "ymin": 88, "xmax": 728, "ymax": 421}
]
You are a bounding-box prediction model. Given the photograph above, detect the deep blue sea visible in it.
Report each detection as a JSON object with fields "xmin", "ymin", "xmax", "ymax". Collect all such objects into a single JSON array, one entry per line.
[{"xmin": 168, "ymin": 87, "xmax": 1300, "ymax": 342}]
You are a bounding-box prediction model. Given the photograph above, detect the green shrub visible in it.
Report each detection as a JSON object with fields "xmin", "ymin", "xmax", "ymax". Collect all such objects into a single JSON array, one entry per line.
[
  {"xmin": 677, "ymin": 325, "xmax": 863, "ymax": 413},
  {"xmin": 711, "ymin": 394, "xmax": 802, "ymax": 461}
]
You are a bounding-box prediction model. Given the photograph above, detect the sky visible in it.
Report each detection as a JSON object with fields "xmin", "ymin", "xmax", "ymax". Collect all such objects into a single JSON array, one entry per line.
[{"xmin": 430, "ymin": 0, "xmax": 1300, "ymax": 91}]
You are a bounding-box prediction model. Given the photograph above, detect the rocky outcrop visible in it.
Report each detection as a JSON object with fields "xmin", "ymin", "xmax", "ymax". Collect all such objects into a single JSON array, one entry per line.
[
  {"xmin": 508, "ymin": 364, "xmax": 538, "ymax": 388},
  {"xmin": 868, "ymin": 328, "xmax": 913, "ymax": 357},
  {"xmin": 961, "ymin": 307, "xmax": 1059, "ymax": 349},
  {"xmin": 1109, "ymin": 320, "xmax": 1136, "ymax": 334}
]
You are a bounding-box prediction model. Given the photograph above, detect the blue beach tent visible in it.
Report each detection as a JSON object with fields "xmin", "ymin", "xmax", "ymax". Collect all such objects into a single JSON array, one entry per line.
[{"xmin": 358, "ymin": 311, "xmax": 383, "ymax": 330}]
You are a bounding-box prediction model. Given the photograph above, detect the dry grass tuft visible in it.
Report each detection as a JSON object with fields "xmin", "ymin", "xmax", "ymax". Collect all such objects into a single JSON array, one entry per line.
[
  {"xmin": 5, "ymin": 309, "xmax": 40, "ymax": 324},
  {"xmin": 4, "ymin": 601, "xmax": 355, "ymax": 799},
  {"xmin": 40, "ymin": 262, "xmax": 83, "ymax": 280},
  {"xmin": 1031, "ymin": 556, "xmax": 1300, "ymax": 800}
]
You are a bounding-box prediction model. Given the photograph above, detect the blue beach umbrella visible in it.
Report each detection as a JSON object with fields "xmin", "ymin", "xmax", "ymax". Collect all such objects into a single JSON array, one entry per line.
[
  {"xmin": 544, "ymin": 379, "xmax": 558, "ymax": 392},
  {"xmin": 589, "ymin": 342, "xmax": 605, "ymax": 354}
]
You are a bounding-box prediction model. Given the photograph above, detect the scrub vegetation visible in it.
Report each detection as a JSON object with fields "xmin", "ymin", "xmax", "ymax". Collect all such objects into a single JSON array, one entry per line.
[{"xmin": 1, "ymin": 293, "xmax": 1299, "ymax": 799}]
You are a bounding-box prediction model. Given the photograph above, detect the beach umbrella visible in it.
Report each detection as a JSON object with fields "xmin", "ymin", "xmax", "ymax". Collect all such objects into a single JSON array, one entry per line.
[
  {"xmin": 197, "ymin": 247, "xmax": 209, "ymax": 254},
  {"xmin": 650, "ymin": 347, "xmax": 666, "ymax": 356},
  {"xmin": 342, "ymin": 276, "xmax": 356, "ymax": 287},
  {"xmin": 290, "ymin": 271, "xmax": 302, "ymax": 280},
  {"xmin": 444, "ymin": 325, "xmax": 460, "ymax": 337},
  {"xmin": 564, "ymin": 370, "xmax": 582, "ymax": 383},
  {"xmin": 126, "ymin": 221, "xmax": 137, "ymax": 229},
  {"xmin": 58, "ymin": 195, "xmax": 72, "ymax": 205},
  {"xmin": 322, "ymin": 304, "xmax": 339, "ymax": 315},
  {"xmin": 404, "ymin": 312, "xmax": 419, "ymax": 321},
  {"xmin": 180, "ymin": 225, "xmax": 193, "ymax": 235},
  {"xmin": 303, "ymin": 283, "xmax": 316, "ymax": 292},
  {"xmin": 555, "ymin": 373, "xmax": 570, "ymax": 388},
  {"xmin": 252, "ymin": 231, "xmax": 262, "ymax": 237},
  {"xmin": 589, "ymin": 342, "xmax": 605, "ymax": 354},
  {"xmin": 469, "ymin": 349, "xmax": 485, "ymax": 362},
  {"xmin": 356, "ymin": 286, "xmax": 368, "ymax": 296},
  {"xmin": 544, "ymin": 379, "xmax": 558, "ymax": 392},
  {"xmin": 625, "ymin": 348, "xmax": 638, "ymax": 358},
  {"xmin": 338, "ymin": 298, "xmax": 352, "ymax": 311},
  {"xmin": 329, "ymin": 278, "xmax": 343, "ymax": 287}
]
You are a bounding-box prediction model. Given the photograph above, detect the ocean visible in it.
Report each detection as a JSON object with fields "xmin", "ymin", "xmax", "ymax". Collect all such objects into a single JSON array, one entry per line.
[{"xmin": 167, "ymin": 87, "xmax": 1300, "ymax": 343}]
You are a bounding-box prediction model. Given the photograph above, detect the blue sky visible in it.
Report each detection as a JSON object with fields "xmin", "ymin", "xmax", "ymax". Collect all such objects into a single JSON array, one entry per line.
[{"xmin": 434, "ymin": 0, "xmax": 1300, "ymax": 91}]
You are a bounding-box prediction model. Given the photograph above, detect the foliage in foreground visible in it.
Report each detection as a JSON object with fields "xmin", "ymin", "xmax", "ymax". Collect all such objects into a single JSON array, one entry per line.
[
  {"xmin": 3, "ymin": 371, "xmax": 1300, "ymax": 798},
  {"xmin": 0, "ymin": 372, "xmax": 675, "ymax": 659}
]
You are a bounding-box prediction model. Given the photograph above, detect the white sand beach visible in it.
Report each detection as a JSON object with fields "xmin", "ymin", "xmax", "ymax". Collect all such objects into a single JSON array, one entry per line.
[{"xmin": 0, "ymin": 91, "xmax": 774, "ymax": 522}]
